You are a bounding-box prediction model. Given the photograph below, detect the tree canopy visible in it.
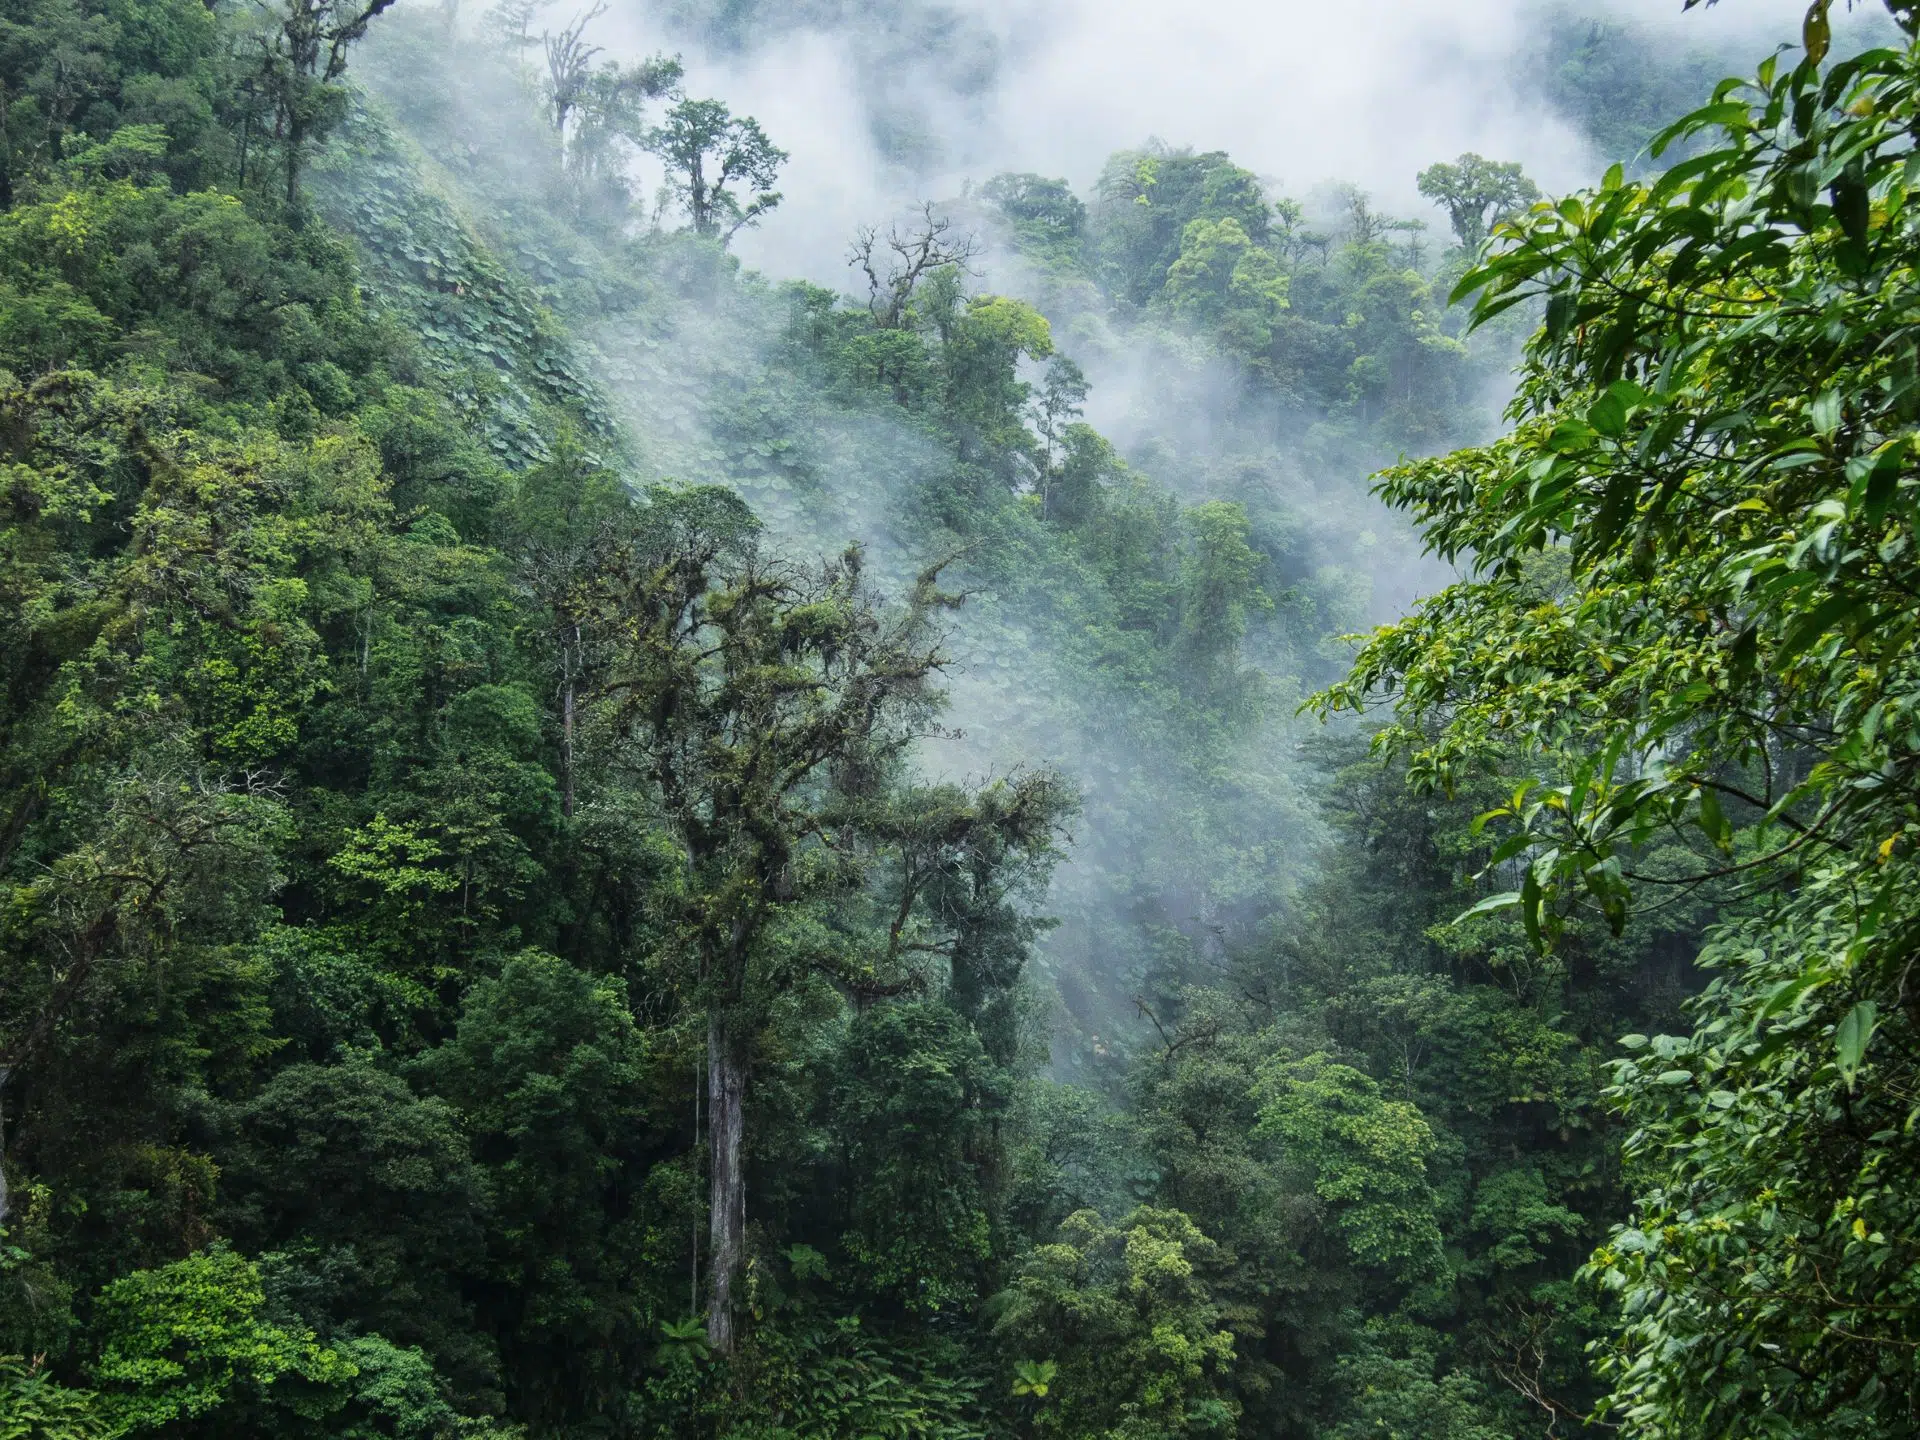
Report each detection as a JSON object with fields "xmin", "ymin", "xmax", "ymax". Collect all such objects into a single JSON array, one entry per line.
[
  {"xmin": 6, "ymin": 0, "xmax": 1916, "ymax": 1437},
  {"xmin": 1318, "ymin": 7, "xmax": 1920, "ymax": 1432}
]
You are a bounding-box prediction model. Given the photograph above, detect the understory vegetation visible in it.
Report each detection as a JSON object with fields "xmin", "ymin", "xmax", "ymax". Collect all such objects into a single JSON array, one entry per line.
[{"xmin": 0, "ymin": 0, "xmax": 1915, "ymax": 1437}]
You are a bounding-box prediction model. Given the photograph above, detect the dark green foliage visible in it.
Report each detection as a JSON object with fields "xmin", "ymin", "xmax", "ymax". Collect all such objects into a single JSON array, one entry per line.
[
  {"xmin": 1317, "ymin": 5, "xmax": 1920, "ymax": 1434},
  {"xmin": 216, "ymin": 1058, "xmax": 492, "ymax": 1391},
  {"xmin": 827, "ymin": 1002, "xmax": 1001, "ymax": 1315},
  {"xmin": 8, "ymin": 1, "xmax": 1910, "ymax": 1438}
]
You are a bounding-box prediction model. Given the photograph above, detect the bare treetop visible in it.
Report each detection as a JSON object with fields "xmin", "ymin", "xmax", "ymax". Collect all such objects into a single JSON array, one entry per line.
[{"xmin": 849, "ymin": 203, "xmax": 980, "ymax": 330}]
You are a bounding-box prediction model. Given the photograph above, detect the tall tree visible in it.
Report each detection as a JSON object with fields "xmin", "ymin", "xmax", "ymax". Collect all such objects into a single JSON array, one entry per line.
[
  {"xmin": 540, "ymin": 1, "xmax": 604, "ymax": 143},
  {"xmin": 643, "ymin": 97, "xmax": 786, "ymax": 243},
  {"xmin": 1414, "ymin": 153, "xmax": 1540, "ymax": 250},
  {"xmin": 250, "ymin": 0, "xmax": 402, "ymax": 206},
  {"xmin": 588, "ymin": 487, "xmax": 1062, "ymax": 1351}
]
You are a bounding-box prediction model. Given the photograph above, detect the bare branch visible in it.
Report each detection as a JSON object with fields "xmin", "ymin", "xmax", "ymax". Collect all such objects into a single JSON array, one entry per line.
[{"xmin": 848, "ymin": 203, "xmax": 979, "ymax": 329}]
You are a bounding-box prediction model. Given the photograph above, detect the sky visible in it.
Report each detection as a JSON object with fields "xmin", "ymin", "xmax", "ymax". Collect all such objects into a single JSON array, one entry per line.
[{"xmin": 588, "ymin": 0, "xmax": 1816, "ymax": 283}]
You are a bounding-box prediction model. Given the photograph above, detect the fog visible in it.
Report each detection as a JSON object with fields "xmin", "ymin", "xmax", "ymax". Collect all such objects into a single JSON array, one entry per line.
[
  {"xmin": 582, "ymin": 0, "xmax": 1818, "ymax": 284},
  {"xmin": 357, "ymin": 0, "xmax": 1834, "ymax": 1059}
]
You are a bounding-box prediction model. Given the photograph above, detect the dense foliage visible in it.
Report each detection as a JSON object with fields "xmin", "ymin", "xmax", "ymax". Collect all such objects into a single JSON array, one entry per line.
[
  {"xmin": 1320, "ymin": 1, "xmax": 1920, "ymax": 1433},
  {"xmin": 5, "ymin": 0, "xmax": 1912, "ymax": 1438}
]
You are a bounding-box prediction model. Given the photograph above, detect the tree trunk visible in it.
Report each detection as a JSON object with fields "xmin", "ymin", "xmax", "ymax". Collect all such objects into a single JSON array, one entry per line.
[
  {"xmin": 0, "ymin": 1067, "xmax": 11, "ymax": 1227},
  {"xmin": 561, "ymin": 630, "xmax": 577, "ymax": 818},
  {"xmin": 705, "ymin": 1014, "xmax": 746, "ymax": 1352},
  {"xmin": 285, "ymin": 131, "xmax": 304, "ymax": 211}
]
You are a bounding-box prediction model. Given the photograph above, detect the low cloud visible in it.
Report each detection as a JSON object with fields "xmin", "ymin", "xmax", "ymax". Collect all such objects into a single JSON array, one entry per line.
[{"xmin": 589, "ymin": 0, "xmax": 1811, "ymax": 283}]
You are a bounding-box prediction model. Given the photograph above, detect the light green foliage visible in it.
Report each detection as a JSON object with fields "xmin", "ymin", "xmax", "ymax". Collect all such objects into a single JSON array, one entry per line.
[
  {"xmin": 1160, "ymin": 217, "xmax": 1289, "ymax": 365},
  {"xmin": 1414, "ymin": 154, "xmax": 1541, "ymax": 250},
  {"xmin": 0, "ymin": 1357, "xmax": 106, "ymax": 1440},
  {"xmin": 1252, "ymin": 1054, "xmax": 1443, "ymax": 1284},
  {"xmin": 993, "ymin": 1207, "xmax": 1239, "ymax": 1439},
  {"xmin": 329, "ymin": 815, "xmax": 462, "ymax": 913},
  {"xmin": 89, "ymin": 1248, "xmax": 352, "ymax": 1433},
  {"xmin": 1089, "ymin": 149, "xmax": 1272, "ymax": 309},
  {"xmin": 956, "ymin": 295, "xmax": 1053, "ymax": 360}
]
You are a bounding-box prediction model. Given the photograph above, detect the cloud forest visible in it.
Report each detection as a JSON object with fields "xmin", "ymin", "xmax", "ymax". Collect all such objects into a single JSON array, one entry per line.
[{"xmin": 0, "ymin": 0, "xmax": 1915, "ymax": 1436}]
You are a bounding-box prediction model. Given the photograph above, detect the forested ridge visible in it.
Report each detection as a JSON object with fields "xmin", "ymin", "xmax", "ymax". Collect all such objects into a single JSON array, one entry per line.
[{"xmin": 0, "ymin": 0, "xmax": 1914, "ymax": 1437}]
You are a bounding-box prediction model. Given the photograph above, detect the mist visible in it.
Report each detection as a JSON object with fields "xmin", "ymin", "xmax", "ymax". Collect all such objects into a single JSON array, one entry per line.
[
  {"xmin": 414, "ymin": 0, "xmax": 1832, "ymax": 1058},
  {"xmin": 17, "ymin": 0, "xmax": 1916, "ymax": 1425},
  {"xmin": 583, "ymin": 0, "xmax": 1819, "ymax": 284},
  {"xmin": 343, "ymin": 0, "xmax": 1842, "ymax": 1062}
]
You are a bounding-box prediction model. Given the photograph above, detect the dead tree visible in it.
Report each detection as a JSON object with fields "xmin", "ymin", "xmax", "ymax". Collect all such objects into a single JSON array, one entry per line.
[
  {"xmin": 542, "ymin": 2, "xmax": 606, "ymax": 145},
  {"xmin": 849, "ymin": 203, "xmax": 979, "ymax": 329}
]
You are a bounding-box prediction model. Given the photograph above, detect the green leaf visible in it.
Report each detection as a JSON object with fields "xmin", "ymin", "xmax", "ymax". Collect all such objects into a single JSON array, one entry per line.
[
  {"xmin": 1778, "ymin": 592, "xmax": 1868, "ymax": 663},
  {"xmin": 1698, "ymin": 787, "xmax": 1733, "ymax": 854},
  {"xmin": 1589, "ymin": 391, "xmax": 1628, "ymax": 437},
  {"xmin": 1585, "ymin": 471, "xmax": 1640, "ymax": 564},
  {"xmin": 1545, "ymin": 291, "xmax": 1577, "ymax": 342},
  {"xmin": 1835, "ymin": 1001, "xmax": 1878, "ymax": 1084},
  {"xmin": 1753, "ymin": 971, "xmax": 1826, "ymax": 1027},
  {"xmin": 1547, "ymin": 419, "xmax": 1598, "ymax": 453},
  {"xmin": 1520, "ymin": 865, "xmax": 1545, "ymax": 952},
  {"xmin": 1803, "ymin": 0, "xmax": 1832, "ymax": 66},
  {"xmin": 1454, "ymin": 890, "xmax": 1522, "ymax": 924},
  {"xmin": 1809, "ymin": 390, "xmax": 1842, "ymax": 438},
  {"xmin": 1830, "ymin": 169, "xmax": 1870, "ymax": 251}
]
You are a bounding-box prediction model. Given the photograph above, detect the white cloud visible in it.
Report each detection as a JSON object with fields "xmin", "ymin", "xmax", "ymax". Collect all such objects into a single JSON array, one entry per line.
[{"xmin": 591, "ymin": 0, "xmax": 1809, "ymax": 283}]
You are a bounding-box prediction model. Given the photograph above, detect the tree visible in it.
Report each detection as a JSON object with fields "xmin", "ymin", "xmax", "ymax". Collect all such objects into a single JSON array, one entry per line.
[
  {"xmin": 421, "ymin": 951, "xmax": 652, "ymax": 1420},
  {"xmin": 481, "ymin": 0, "xmax": 546, "ymax": 63},
  {"xmin": 537, "ymin": 1, "xmax": 679, "ymax": 185},
  {"xmin": 980, "ymin": 173, "xmax": 1086, "ymax": 262},
  {"xmin": 992, "ymin": 1207, "xmax": 1239, "ymax": 1439},
  {"xmin": 1159, "ymin": 216, "xmax": 1289, "ymax": 366},
  {"xmin": 644, "ymin": 98, "xmax": 786, "ymax": 244},
  {"xmin": 541, "ymin": 1, "xmax": 604, "ymax": 141},
  {"xmin": 585, "ymin": 487, "xmax": 1062, "ymax": 1352},
  {"xmin": 505, "ymin": 434, "xmax": 634, "ymax": 818},
  {"xmin": 89, "ymin": 1247, "xmax": 352, "ymax": 1435},
  {"xmin": 1175, "ymin": 500, "xmax": 1271, "ymax": 692},
  {"xmin": 1251, "ymin": 1053, "xmax": 1444, "ymax": 1286},
  {"xmin": 216, "ymin": 1057, "xmax": 488, "ymax": 1382},
  {"xmin": 1030, "ymin": 355, "xmax": 1088, "ymax": 519},
  {"xmin": 1414, "ymin": 153, "xmax": 1540, "ymax": 250},
  {"xmin": 565, "ymin": 53, "xmax": 682, "ymax": 200},
  {"xmin": 248, "ymin": 0, "xmax": 402, "ymax": 208},
  {"xmin": 1317, "ymin": 14, "xmax": 1920, "ymax": 1434},
  {"xmin": 849, "ymin": 203, "xmax": 980, "ymax": 329}
]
